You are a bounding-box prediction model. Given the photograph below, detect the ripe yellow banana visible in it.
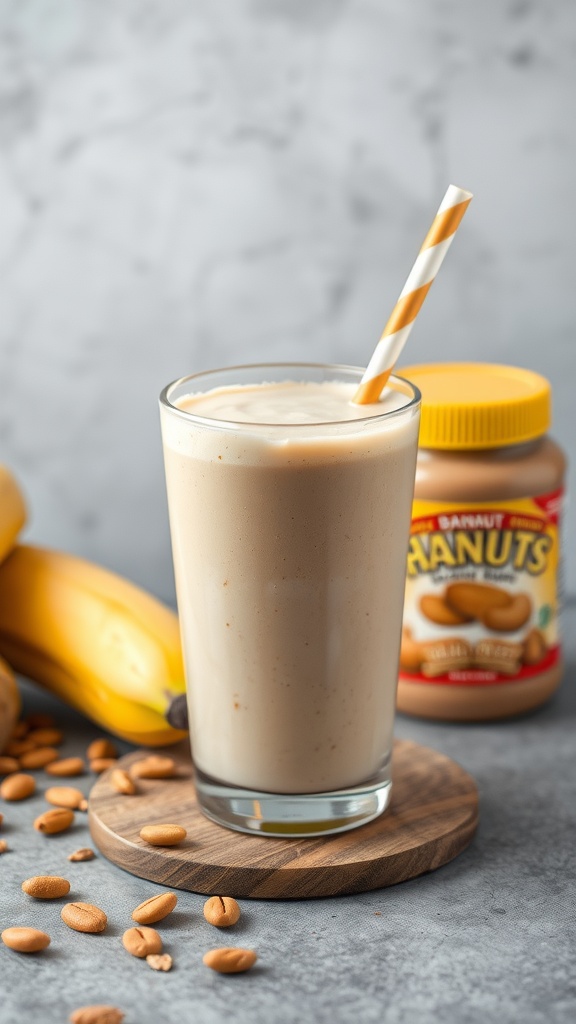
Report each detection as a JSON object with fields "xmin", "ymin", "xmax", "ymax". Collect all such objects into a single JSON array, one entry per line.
[
  {"xmin": 0, "ymin": 464, "xmax": 27, "ymax": 565},
  {"xmin": 0, "ymin": 654, "xmax": 21, "ymax": 753},
  {"xmin": 0, "ymin": 545, "xmax": 188, "ymax": 747}
]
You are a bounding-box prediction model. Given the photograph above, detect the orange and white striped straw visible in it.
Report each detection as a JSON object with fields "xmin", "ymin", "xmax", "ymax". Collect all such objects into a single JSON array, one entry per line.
[{"xmin": 353, "ymin": 184, "xmax": 473, "ymax": 404}]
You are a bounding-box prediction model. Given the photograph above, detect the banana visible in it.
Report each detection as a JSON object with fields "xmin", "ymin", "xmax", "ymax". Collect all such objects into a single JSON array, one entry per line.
[
  {"xmin": 0, "ymin": 654, "xmax": 21, "ymax": 753},
  {"xmin": 0, "ymin": 544, "xmax": 188, "ymax": 747},
  {"xmin": 0, "ymin": 464, "xmax": 27, "ymax": 564}
]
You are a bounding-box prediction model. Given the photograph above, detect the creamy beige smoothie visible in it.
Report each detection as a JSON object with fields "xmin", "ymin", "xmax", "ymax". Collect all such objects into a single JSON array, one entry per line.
[{"xmin": 160, "ymin": 371, "xmax": 420, "ymax": 797}]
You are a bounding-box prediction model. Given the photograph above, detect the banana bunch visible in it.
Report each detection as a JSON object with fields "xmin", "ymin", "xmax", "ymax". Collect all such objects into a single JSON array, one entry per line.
[
  {"xmin": 0, "ymin": 465, "xmax": 187, "ymax": 747},
  {"xmin": 0, "ymin": 652, "xmax": 21, "ymax": 754},
  {"xmin": 0, "ymin": 466, "xmax": 25, "ymax": 748},
  {"xmin": 0, "ymin": 464, "xmax": 26, "ymax": 564}
]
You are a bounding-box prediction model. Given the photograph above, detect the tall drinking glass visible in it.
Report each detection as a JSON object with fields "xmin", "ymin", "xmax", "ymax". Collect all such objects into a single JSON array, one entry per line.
[{"xmin": 159, "ymin": 364, "xmax": 420, "ymax": 836}]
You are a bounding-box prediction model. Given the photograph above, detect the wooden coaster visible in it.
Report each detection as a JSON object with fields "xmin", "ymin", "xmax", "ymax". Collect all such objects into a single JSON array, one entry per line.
[{"xmin": 88, "ymin": 740, "xmax": 478, "ymax": 899}]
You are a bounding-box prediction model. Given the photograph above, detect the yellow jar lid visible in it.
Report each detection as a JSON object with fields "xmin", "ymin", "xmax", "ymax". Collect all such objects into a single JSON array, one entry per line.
[{"xmin": 398, "ymin": 362, "xmax": 551, "ymax": 450}]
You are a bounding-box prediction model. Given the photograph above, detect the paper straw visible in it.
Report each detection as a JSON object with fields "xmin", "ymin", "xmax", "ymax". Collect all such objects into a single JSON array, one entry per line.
[{"xmin": 353, "ymin": 184, "xmax": 473, "ymax": 404}]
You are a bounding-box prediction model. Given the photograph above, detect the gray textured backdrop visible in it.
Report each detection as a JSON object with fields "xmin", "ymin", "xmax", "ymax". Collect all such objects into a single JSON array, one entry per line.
[{"xmin": 0, "ymin": 0, "xmax": 574, "ymax": 603}]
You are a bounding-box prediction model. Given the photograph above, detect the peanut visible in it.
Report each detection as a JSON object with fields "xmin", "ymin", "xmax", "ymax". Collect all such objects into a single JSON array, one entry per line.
[
  {"xmin": 523, "ymin": 628, "xmax": 547, "ymax": 665},
  {"xmin": 26, "ymin": 727, "xmax": 64, "ymax": 747},
  {"xmin": 34, "ymin": 807, "xmax": 75, "ymax": 835},
  {"xmin": 122, "ymin": 926, "xmax": 162, "ymax": 958},
  {"xmin": 90, "ymin": 758, "xmax": 118, "ymax": 774},
  {"xmin": 139, "ymin": 824, "xmax": 187, "ymax": 846},
  {"xmin": 482, "ymin": 593, "xmax": 531, "ymax": 632},
  {"xmin": 203, "ymin": 896, "xmax": 241, "ymax": 928},
  {"xmin": 131, "ymin": 892, "xmax": 178, "ymax": 924},
  {"xmin": 399, "ymin": 628, "xmax": 424, "ymax": 672},
  {"xmin": 45, "ymin": 757, "xmax": 86, "ymax": 777},
  {"xmin": 69, "ymin": 1006, "xmax": 124, "ymax": 1024},
  {"xmin": 474, "ymin": 639, "xmax": 523, "ymax": 675},
  {"xmin": 203, "ymin": 947, "xmax": 257, "ymax": 974},
  {"xmin": 0, "ymin": 756, "xmax": 20, "ymax": 776},
  {"xmin": 45, "ymin": 786, "xmax": 86, "ymax": 810},
  {"xmin": 131, "ymin": 755, "xmax": 177, "ymax": 779},
  {"xmin": 0, "ymin": 772, "xmax": 36, "ymax": 801},
  {"xmin": 22, "ymin": 875, "xmax": 71, "ymax": 899},
  {"xmin": 1, "ymin": 927, "xmax": 51, "ymax": 952},
  {"xmin": 68, "ymin": 848, "xmax": 95, "ymax": 862},
  {"xmin": 4, "ymin": 737, "xmax": 37, "ymax": 757},
  {"xmin": 146, "ymin": 953, "xmax": 173, "ymax": 972},
  {"xmin": 420, "ymin": 594, "xmax": 473, "ymax": 626},
  {"xmin": 19, "ymin": 746, "xmax": 60, "ymax": 769},
  {"xmin": 420, "ymin": 638, "xmax": 473, "ymax": 677},
  {"xmin": 0, "ymin": 839, "xmax": 8, "ymax": 853},
  {"xmin": 444, "ymin": 581, "xmax": 512, "ymax": 621},
  {"xmin": 61, "ymin": 901, "xmax": 107, "ymax": 933},
  {"xmin": 87, "ymin": 738, "xmax": 118, "ymax": 761},
  {"xmin": 109, "ymin": 769, "xmax": 136, "ymax": 795}
]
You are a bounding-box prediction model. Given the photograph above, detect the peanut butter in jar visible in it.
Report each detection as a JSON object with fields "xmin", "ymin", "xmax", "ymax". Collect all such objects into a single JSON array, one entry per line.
[{"xmin": 397, "ymin": 363, "xmax": 566, "ymax": 721}]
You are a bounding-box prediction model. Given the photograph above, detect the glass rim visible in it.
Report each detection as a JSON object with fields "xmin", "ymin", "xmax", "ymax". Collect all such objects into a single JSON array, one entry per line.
[{"xmin": 159, "ymin": 362, "xmax": 421, "ymax": 430}]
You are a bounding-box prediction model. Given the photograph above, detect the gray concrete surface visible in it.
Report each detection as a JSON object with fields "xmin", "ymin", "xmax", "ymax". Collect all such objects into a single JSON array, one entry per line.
[{"xmin": 1, "ymin": 603, "xmax": 574, "ymax": 1024}]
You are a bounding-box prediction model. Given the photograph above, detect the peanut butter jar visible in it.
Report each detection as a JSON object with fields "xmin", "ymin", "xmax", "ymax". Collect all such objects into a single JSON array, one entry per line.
[{"xmin": 397, "ymin": 363, "xmax": 566, "ymax": 721}]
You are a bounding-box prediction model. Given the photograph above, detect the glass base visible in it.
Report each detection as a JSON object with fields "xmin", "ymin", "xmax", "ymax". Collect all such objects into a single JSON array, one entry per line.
[{"xmin": 194, "ymin": 767, "xmax": 392, "ymax": 838}]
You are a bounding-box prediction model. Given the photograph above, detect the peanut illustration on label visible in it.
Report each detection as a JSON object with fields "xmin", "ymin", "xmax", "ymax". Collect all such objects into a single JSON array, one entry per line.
[
  {"xmin": 420, "ymin": 582, "xmax": 532, "ymax": 633},
  {"xmin": 473, "ymin": 640, "xmax": 524, "ymax": 675}
]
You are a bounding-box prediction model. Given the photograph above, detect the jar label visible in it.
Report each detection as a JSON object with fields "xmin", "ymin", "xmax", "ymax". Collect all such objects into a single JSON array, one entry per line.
[{"xmin": 400, "ymin": 488, "xmax": 563, "ymax": 685}]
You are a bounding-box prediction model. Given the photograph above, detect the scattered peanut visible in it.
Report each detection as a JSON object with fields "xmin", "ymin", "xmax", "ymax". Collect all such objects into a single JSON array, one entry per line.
[
  {"xmin": 109, "ymin": 769, "xmax": 136, "ymax": 795},
  {"xmin": 22, "ymin": 875, "xmax": 71, "ymax": 899},
  {"xmin": 45, "ymin": 786, "xmax": 86, "ymax": 810},
  {"xmin": 1, "ymin": 926, "xmax": 51, "ymax": 952},
  {"xmin": 0, "ymin": 772, "xmax": 36, "ymax": 801},
  {"xmin": 139, "ymin": 824, "xmax": 187, "ymax": 847},
  {"xmin": 122, "ymin": 926, "xmax": 162, "ymax": 958},
  {"xmin": 69, "ymin": 1006, "xmax": 124, "ymax": 1024},
  {"xmin": 26, "ymin": 727, "xmax": 64, "ymax": 747},
  {"xmin": 19, "ymin": 746, "xmax": 60, "ymax": 769},
  {"xmin": 90, "ymin": 758, "xmax": 118, "ymax": 774},
  {"xmin": 34, "ymin": 808, "xmax": 75, "ymax": 835},
  {"xmin": 45, "ymin": 757, "xmax": 86, "ymax": 777},
  {"xmin": 131, "ymin": 892, "xmax": 178, "ymax": 924},
  {"xmin": 4, "ymin": 737, "xmax": 37, "ymax": 757},
  {"xmin": 87, "ymin": 738, "xmax": 118, "ymax": 761},
  {"xmin": 131, "ymin": 755, "xmax": 177, "ymax": 779},
  {"xmin": 146, "ymin": 953, "xmax": 173, "ymax": 972},
  {"xmin": 203, "ymin": 896, "xmax": 241, "ymax": 928},
  {"xmin": 68, "ymin": 847, "xmax": 95, "ymax": 862},
  {"xmin": 202, "ymin": 947, "xmax": 257, "ymax": 974},
  {"xmin": 61, "ymin": 902, "xmax": 107, "ymax": 933},
  {"xmin": 0, "ymin": 756, "xmax": 19, "ymax": 776}
]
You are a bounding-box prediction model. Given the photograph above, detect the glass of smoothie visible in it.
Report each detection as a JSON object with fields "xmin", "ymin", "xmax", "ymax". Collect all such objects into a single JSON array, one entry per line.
[{"xmin": 159, "ymin": 363, "xmax": 420, "ymax": 836}]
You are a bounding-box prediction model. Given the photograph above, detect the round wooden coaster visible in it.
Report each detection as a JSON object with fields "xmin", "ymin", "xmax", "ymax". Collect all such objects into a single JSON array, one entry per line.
[{"xmin": 88, "ymin": 740, "xmax": 478, "ymax": 899}]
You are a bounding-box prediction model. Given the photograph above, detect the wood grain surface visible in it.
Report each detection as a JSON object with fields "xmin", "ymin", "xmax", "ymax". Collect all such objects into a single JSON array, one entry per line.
[{"xmin": 88, "ymin": 740, "xmax": 478, "ymax": 899}]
